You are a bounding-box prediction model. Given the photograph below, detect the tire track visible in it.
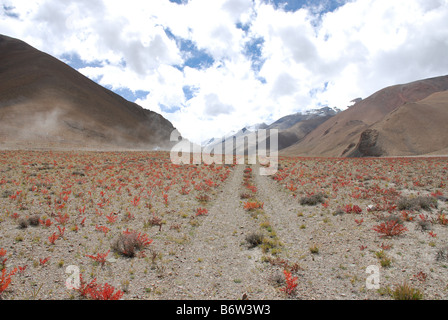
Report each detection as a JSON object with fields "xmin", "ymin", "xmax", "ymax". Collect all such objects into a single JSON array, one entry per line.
[
  {"xmin": 252, "ymin": 164, "xmax": 380, "ymax": 299},
  {"xmin": 159, "ymin": 165, "xmax": 278, "ymax": 300},
  {"xmin": 252, "ymin": 165, "xmax": 307, "ymax": 258}
]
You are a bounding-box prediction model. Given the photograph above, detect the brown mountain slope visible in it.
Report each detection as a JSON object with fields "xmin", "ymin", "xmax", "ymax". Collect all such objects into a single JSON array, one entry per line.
[
  {"xmin": 281, "ymin": 75, "xmax": 448, "ymax": 157},
  {"xmin": 348, "ymin": 90, "xmax": 448, "ymax": 157},
  {"xmin": 272, "ymin": 114, "xmax": 335, "ymax": 150},
  {"xmin": 0, "ymin": 34, "xmax": 177, "ymax": 150}
]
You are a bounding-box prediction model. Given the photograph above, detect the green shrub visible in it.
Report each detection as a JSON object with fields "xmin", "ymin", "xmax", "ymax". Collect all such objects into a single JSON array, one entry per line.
[
  {"xmin": 397, "ymin": 196, "xmax": 437, "ymax": 211},
  {"xmin": 392, "ymin": 282, "xmax": 423, "ymax": 300},
  {"xmin": 300, "ymin": 192, "xmax": 325, "ymax": 206},
  {"xmin": 245, "ymin": 232, "xmax": 264, "ymax": 248}
]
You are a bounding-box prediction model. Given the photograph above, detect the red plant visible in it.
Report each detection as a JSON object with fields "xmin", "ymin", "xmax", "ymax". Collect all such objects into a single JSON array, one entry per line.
[
  {"xmin": 55, "ymin": 202, "xmax": 66, "ymax": 210},
  {"xmin": 76, "ymin": 274, "xmax": 98, "ymax": 298},
  {"xmin": 431, "ymin": 191, "xmax": 443, "ymax": 198},
  {"xmin": 0, "ymin": 248, "xmax": 7, "ymax": 267},
  {"xmin": 125, "ymin": 211, "xmax": 135, "ymax": 220},
  {"xmin": 55, "ymin": 212, "xmax": 70, "ymax": 225},
  {"xmin": 247, "ymin": 185, "xmax": 258, "ymax": 193},
  {"xmin": 196, "ymin": 194, "xmax": 210, "ymax": 203},
  {"xmin": 39, "ymin": 257, "xmax": 50, "ymax": 265},
  {"xmin": 48, "ymin": 232, "xmax": 59, "ymax": 245},
  {"xmin": 86, "ymin": 250, "xmax": 110, "ymax": 267},
  {"xmin": 196, "ymin": 208, "xmax": 208, "ymax": 216},
  {"xmin": 39, "ymin": 218, "xmax": 53, "ymax": 227},
  {"xmin": 286, "ymin": 183, "xmax": 297, "ymax": 192},
  {"xmin": 413, "ymin": 271, "xmax": 427, "ymax": 282},
  {"xmin": 95, "ymin": 225, "xmax": 110, "ymax": 235},
  {"xmin": 437, "ymin": 213, "xmax": 448, "ymax": 225},
  {"xmin": 354, "ymin": 218, "xmax": 364, "ymax": 226},
  {"xmin": 344, "ymin": 204, "xmax": 362, "ymax": 214},
  {"xmin": 373, "ymin": 220, "xmax": 408, "ymax": 237},
  {"xmin": 87, "ymin": 282, "xmax": 124, "ymax": 300},
  {"xmin": 132, "ymin": 196, "xmax": 141, "ymax": 207},
  {"xmin": 105, "ymin": 212, "xmax": 118, "ymax": 224},
  {"xmin": 0, "ymin": 267, "xmax": 17, "ymax": 296},
  {"xmin": 243, "ymin": 201, "xmax": 264, "ymax": 211},
  {"xmin": 97, "ymin": 201, "xmax": 106, "ymax": 209},
  {"xmin": 400, "ymin": 211, "xmax": 414, "ymax": 221},
  {"xmin": 57, "ymin": 226, "xmax": 65, "ymax": 237},
  {"xmin": 135, "ymin": 232, "xmax": 153, "ymax": 248},
  {"xmin": 280, "ymin": 269, "xmax": 298, "ymax": 295},
  {"xmin": 180, "ymin": 186, "xmax": 190, "ymax": 195},
  {"xmin": 18, "ymin": 265, "xmax": 27, "ymax": 274},
  {"xmin": 122, "ymin": 228, "xmax": 153, "ymax": 248}
]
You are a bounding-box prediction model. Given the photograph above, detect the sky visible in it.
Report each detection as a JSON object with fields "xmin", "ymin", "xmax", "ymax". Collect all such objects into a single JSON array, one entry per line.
[{"xmin": 1, "ymin": 0, "xmax": 448, "ymax": 144}]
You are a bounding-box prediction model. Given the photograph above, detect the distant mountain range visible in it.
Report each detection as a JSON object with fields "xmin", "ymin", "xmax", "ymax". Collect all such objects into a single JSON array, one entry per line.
[
  {"xmin": 202, "ymin": 106, "xmax": 339, "ymax": 152},
  {"xmin": 1, "ymin": 34, "xmax": 448, "ymax": 157},
  {"xmin": 267, "ymin": 106, "xmax": 340, "ymax": 130},
  {"xmin": 281, "ymin": 74, "xmax": 448, "ymax": 157},
  {"xmin": 202, "ymin": 75, "xmax": 448, "ymax": 158},
  {"xmin": 0, "ymin": 34, "xmax": 177, "ymax": 150}
]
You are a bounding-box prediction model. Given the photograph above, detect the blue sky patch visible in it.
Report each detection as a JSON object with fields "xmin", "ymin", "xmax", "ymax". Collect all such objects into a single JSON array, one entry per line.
[
  {"xmin": 269, "ymin": 0, "xmax": 310, "ymax": 12},
  {"xmin": 164, "ymin": 28, "xmax": 215, "ymax": 71},
  {"xmin": 54, "ymin": 1, "xmax": 347, "ymax": 108},
  {"xmin": 269, "ymin": 0, "xmax": 346, "ymax": 13},
  {"xmin": 182, "ymin": 85, "xmax": 198, "ymax": 101},
  {"xmin": 2, "ymin": 5, "xmax": 19, "ymax": 18},
  {"xmin": 244, "ymin": 36, "xmax": 265, "ymax": 73},
  {"xmin": 309, "ymin": 81, "xmax": 329, "ymax": 97},
  {"xmin": 236, "ymin": 21, "xmax": 251, "ymax": 33},
  {"xmin": 160, "ymin": 104, "xmax": 181, "ymax": 113},
  {"xmin": 60, "ymin": 52, "xmax": 103, "ymax": 70},
  {"xmin": 104, "ymin": 85, "xmax": 149, "ymax": 102}
]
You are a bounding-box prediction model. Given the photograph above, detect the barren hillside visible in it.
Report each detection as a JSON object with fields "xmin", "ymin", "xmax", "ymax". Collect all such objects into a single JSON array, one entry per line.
[
  {"xmin": 281, "ymin": 75, "xmax": 448, "ymax": 157},
  {"xmin": 0, "ymin": 34, "xmax": 177, "ymax": 150},
  {"xmin": 352, "ymin": 90, "xmax": 448, "ymax": 157}
]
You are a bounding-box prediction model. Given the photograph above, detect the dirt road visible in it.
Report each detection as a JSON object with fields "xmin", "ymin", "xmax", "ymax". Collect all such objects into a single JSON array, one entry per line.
[{"xmin": 159, "ymin": 165, "xmax": 282, "ymax": 299}]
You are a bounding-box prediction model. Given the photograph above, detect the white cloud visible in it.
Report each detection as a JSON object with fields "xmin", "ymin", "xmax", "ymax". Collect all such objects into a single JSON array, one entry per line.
[
  {"xmin": 2, "ymin": 0, "xmax": 448, "ymax": 144},
  {"xmin": 203, "ymin": 93, "xmax": 235, "ymax": 116},
  {"xmin": 316, "ymin": 0, "xmax": 448, "ymax": 96}
]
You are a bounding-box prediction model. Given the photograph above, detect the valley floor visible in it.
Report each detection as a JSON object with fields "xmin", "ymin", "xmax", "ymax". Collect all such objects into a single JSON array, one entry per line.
[{"xmin": 0, "ymin": 151, "xmax": 447, "ymax": 300}]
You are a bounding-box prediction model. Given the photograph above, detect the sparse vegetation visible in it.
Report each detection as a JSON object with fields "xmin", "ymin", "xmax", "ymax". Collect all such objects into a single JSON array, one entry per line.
[
  {"xmin": 0, "ymin": 151, "xmax": 447, "ymax": 300},
  {"xmin": 391, "ymin": 282, "xmax": 424, "ymax": 300},
  {"xmin": 300, "ymin": 192, "xmax": 326, "ymax": 206},
  {"xmin": 373, "ymin": 220, "xmax": 408, "ymax": 238},
  {"xmin": 17, "ymin": 218, "xmax": 28, "ymax": 229},
  {"xmin": 436, "ymin": 246, "xmax": 448, "ymax": 262},
  {"xmin": 111, "ymin": 230, "xmax": 152, "ymax": 258},
  {"xmin": 245, "ymin": 232, "xmax": 264, "ymax": 248},
  {"xmin": 397, "ymin": 196, "xmax": 438, "ymax": 211},
  {"xmin": 309, "ymin": 244, "xmax": 319, "ymax": 254}
]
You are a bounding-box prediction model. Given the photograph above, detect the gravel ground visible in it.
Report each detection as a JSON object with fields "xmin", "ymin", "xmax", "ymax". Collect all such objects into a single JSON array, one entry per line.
[{"xmin": 1, "ymin": 151, "xmax": 447, "ymax": 300}]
